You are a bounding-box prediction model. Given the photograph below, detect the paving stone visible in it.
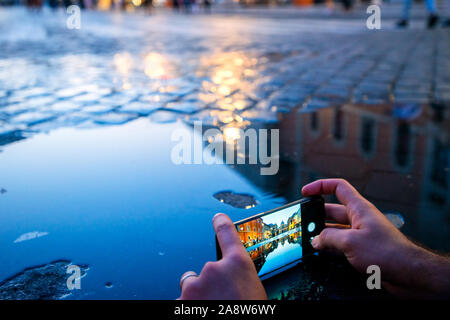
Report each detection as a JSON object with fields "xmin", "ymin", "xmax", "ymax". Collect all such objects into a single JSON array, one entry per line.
[
  {"xmin": 21, "ymin": 96, "xmax": 56, "ymax": 109},
  {"xmin": 72, "ymin": 92, "xmax": 105, "ymax": 104},
  {"xmin": 10, "ymin": 112, "xmax": 57, "ymax": 126},
  {"xmin": 98, "ymin": 94, "xmax": 134, "ymax": 107},
  {"xmin": 0, "ymin": 103, "xmax": 33, "ymax": 116},
  {"xmin": 315, "ymin": 85, "xmax": 351, "ymax": 100},
  {"xmin": 164, "ymin": 101, "xmax": 206, "ymax": 114},
  {"xmin": 49, "ymin": 101, "xmax": 83, "ymax": 113},
  {"xmin": 139, "ymin": 93, "xmax": 175, "ymax": 105},
  {"xmin": 300, "ymin": 98, "xmax": 334, "ymax": 112},
  {"xmin": 211, "ymin": 98, "xmax": 253, "ymax": 111},
  {"xmin": 0, "ymin": 123, "xmax": 26, "ymax": 135},
  {"xmin": 93, "ymin": 112, "xmax": 138, "ymax": 125},
  {"xmin": 82, "ymin": 104, "xmax": 115, "ymax": 114},
  {"xmin": 55, "ymin": 85, "xmax": 97, "ymax": 99},
  {"xmin": 11, "ymin": 87, "xmax": 50, "ymax": 99},
  {"xmin": 119, "ymin": 101, "xmax": 162, "ymax": 115},
  {"xmin": 149, "ymin": 110, "xmax": 180, "ymax": 124},
  {"xmin": 239, "ymin": 108, "xmax": 278, "ymax": 123},
  {"xmin": 182, "ymin": 91, "xmax": 216, "ymax": 105}
]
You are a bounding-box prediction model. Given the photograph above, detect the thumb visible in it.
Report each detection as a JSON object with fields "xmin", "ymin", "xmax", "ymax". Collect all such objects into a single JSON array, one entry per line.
[
  {"xmin": 213, "ymin": 213, "xmax": 247, "ymax": 258},
  {"xmin": 311, "ymin": 227, "xmax": 353, "ymax": 253}
]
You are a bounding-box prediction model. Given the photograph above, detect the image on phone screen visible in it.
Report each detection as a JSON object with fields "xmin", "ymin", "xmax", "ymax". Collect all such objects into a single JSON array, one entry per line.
[{"xmin": 229, "ymin": 197, "xmax": 325, "ymax": 280}]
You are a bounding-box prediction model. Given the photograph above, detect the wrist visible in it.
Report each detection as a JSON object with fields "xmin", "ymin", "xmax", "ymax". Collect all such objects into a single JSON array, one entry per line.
[{"xmin": 402, "ymin": 244, "xmax": 450, "ymax": 298}]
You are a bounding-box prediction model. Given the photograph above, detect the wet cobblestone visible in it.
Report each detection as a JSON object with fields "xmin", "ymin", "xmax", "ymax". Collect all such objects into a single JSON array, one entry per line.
[{"xmin": 0, "ymin": 8, "xmax": 449, "ymax": 145}]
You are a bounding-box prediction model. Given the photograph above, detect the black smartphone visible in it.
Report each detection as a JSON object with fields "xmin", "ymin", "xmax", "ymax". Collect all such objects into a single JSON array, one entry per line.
[{"xmin": 216, "ymin": 195, "xmax": 325, "ymax": 280}]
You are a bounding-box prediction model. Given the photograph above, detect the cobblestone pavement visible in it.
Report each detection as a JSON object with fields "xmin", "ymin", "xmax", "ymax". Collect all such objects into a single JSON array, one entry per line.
[
  {"xmin": 0, "ymin": 7, "xmax": 449, "ymax": 145},
  {"xmin": 213, "ymin": 2, "xmax": 449, "ymax": 20}
]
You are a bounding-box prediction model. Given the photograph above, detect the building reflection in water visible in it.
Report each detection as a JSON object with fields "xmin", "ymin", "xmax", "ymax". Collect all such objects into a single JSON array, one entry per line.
[
  {"xmin": 198, "ymin": 102, "xmax": 449, "ymax": 253},
  {"xmin": 248, "ymin": 232, "xmax": 302, "ymax": 274}
]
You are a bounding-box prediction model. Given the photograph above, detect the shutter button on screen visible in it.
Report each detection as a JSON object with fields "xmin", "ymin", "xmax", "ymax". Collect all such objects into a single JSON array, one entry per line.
[{"xmin": 307, "ymin": 222, "xmax": 315, "ymax": 233}]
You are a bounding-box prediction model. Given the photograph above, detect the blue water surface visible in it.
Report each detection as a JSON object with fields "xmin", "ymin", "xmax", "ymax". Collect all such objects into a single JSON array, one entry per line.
[{"xmin": 0, "ymin": 118, "xmax": 284, "ymax": 299}]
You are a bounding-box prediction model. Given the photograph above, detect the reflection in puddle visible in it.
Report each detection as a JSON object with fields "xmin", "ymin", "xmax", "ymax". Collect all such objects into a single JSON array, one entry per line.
[
  {"xmin": 225, "ymin": 103, "xmax": 449, "ymax": 255},
  {"xmin": 258, "ymin": 241, "xmax": 301, "ymax": 277},
  {"xmin": 213, "ymin": 190, "xmax": 258, "ymax": 209}
]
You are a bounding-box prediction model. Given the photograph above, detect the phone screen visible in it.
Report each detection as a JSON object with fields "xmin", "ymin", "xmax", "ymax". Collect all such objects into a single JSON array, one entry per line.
[{"xmin": 223, "ymin": 196, "xmax": 325, "ymax": 280}]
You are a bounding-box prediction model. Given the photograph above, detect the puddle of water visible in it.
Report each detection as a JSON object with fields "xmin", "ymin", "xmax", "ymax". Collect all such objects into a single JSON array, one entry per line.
[
  {"xmin": 0, "ymin": 118, "xmax": 280, "ymax": 299},
  {"xmin": 1, "ymin": 102, "xmax": 447, "ymax": 299}
]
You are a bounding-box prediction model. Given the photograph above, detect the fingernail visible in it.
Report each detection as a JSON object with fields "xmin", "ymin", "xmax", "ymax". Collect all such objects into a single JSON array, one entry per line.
[
  {"xmin": 311, "ymin": 236, "xmax": 319, "ymax": 248},
  {"xmin": 301, "ymin": 186, "xmax": 309, "ymax": 195},
  {"xmin": 213, "ymin": 212, "xmax": 225, "ymax": 221}
]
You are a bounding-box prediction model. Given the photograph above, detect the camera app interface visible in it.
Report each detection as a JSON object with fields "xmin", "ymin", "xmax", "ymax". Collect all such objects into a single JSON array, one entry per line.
[{"xmin": 236, "ymin": 203, "xmax": 317, "ymax": 278}]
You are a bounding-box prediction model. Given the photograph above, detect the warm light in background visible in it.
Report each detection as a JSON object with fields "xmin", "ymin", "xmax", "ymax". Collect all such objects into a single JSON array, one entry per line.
[
  {"xmin": 114, "ymin": 52, "xmax": 133, "ymax": 75},
  {"xmin": 201, "ymin": 52, "xmax": 257, "ymax": 114},
  {"xmin": 113, "ymin": 52, "xmax": 133, "ymax": 89},
  {"xmin": 97, "ymin": 0, "xmax": 111, "ymax": 10},
  {"xmin": 223, "ymin": 127, "xmax": 241, "ymax": 142},
  {"xmin": 144, "ymin": 52, "xmax": 170, "ymax": 80}
]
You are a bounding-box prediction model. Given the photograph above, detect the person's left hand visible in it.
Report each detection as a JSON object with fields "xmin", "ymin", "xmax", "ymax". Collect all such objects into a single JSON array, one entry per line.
[{"xmin": 178, "ymin": 213, "xmax": 267, "ymax": 300}]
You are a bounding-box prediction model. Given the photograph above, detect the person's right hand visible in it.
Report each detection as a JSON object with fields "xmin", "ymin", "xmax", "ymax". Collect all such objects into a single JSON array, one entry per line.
[{"xmin": 302, "ymin": 178, "xmax": 450, "ymax": 298}]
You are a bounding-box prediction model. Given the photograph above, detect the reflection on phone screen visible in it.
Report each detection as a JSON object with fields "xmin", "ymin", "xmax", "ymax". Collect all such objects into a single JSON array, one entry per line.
[{"xmin": 235, "ymin": 202, "xmax": 314, "ymax": 279}]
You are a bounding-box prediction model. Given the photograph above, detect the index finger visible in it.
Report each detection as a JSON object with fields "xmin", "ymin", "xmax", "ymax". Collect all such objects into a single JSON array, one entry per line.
[
  {"xmin": 213, "ymin": 213, "xmax": 247, "ymax": 258},
  {"xmin": 301, "ymin": 179, "xmax": 362, "ymax": 206}
]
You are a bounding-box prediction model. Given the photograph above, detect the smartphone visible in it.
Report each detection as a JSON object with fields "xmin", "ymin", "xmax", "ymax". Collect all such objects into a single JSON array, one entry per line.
[{"xmin": 216, "ymin": 195, "xmax": 325, "ymax": 280}]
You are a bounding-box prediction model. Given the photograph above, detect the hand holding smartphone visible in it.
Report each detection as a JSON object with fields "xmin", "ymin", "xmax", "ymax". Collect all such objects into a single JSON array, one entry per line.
[{"xmin": 216, "ymin": 196, "xmax": 325, "ymax": 280}]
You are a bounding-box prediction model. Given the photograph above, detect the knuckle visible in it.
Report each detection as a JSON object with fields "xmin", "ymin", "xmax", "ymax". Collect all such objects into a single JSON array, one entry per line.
[
  {"xmin": 215, "ymin": 221, "xmax": 232, "ymax": 236},
  {"xmin": 202, "ymin": 261, "xmax": 219, "ymax": 275},
  {"xmin": 349, "ymin": 198, "xmax": 374, "ymax": 217},
  {"xmin": 341, "ymin": 232, "xmax": 355, "ymax": 251},
  {"xmin": 336, "ymin": 178, "xmax": 348, "ymax": 185},
  {"xmin": 347, "ymin": 201, "xmax": 360, "ymax": 214},
  {"xmin": 228, "ymin": 251, "xmax": 250, "ymax": 267},
  {"xmin": 349, "ymin": 200, "xmax": 365, "ymax": 213},
  {"xmin": 182, "ymin": 280, "xmax": 201, "ymax": 297},
  {"xmin": 320, "ymin": 228, "xmax": 330, "ymax": 242}
]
